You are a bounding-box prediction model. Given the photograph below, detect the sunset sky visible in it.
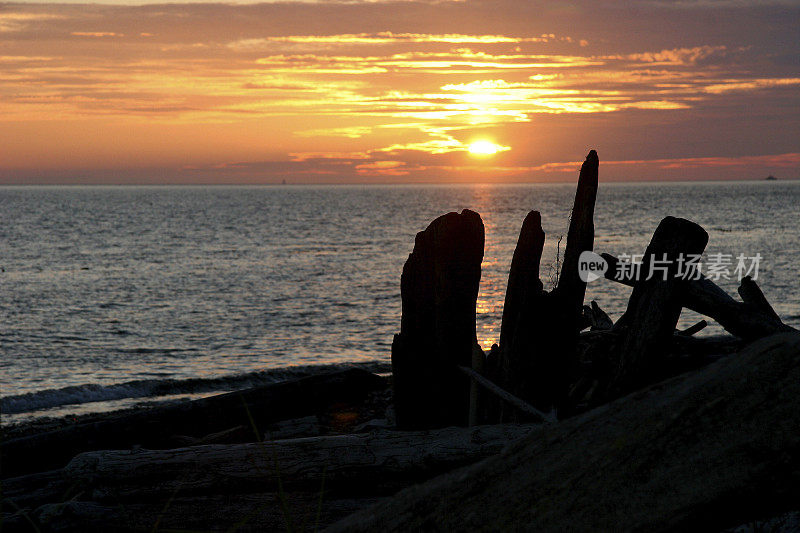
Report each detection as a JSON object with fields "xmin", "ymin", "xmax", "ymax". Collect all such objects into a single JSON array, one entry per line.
[{"xmin": 1, "ymin": 0, "xmax": 798, "ymax": 183}]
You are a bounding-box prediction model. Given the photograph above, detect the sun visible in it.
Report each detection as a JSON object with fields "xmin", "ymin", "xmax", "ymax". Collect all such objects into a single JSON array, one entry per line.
[{"xmin": 467, "ymin": 140, "xmax": 507, "ymax": 156}]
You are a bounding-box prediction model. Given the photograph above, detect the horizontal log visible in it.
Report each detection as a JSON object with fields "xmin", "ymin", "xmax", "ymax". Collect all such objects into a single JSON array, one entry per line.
[
  {"xmin": 3, "ymin": 424, "xmax": 535, "ymax": 509},
  {"xmin": 3, "ymin": 493, "xmax": 384, "ymax": 533}
]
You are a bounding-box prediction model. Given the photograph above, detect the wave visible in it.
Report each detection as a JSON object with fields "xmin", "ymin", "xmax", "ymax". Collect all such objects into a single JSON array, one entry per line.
[{"xmin": 0, "ymin": 360, "xmax": 391, "ymax": 415}]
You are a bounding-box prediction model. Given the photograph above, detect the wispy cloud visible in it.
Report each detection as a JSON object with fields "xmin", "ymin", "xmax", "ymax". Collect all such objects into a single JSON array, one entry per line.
[
  {"xmin": 604, "ymin": 45, "xmax": 730, "ymax": 65},
  {"xmin": 0, "ymin": 12, "xmax": 65, "ymax": 33},
  {"xmin": 71, "ymin": 31, "xmax": 124, "ymax": 38},
  {"xmin": 229, "ymin": 32, "xmax": 575, "ymax": 48}
]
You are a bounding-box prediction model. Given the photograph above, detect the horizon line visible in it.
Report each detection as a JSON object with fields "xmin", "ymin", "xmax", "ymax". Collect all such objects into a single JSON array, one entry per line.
[
  {"xmin": 2, "ymin": 177, "xmax": 798, "ymax": 187},
  {"xmin": 0, "ymin": 177, "xmax": 800, "ymax": 188}
]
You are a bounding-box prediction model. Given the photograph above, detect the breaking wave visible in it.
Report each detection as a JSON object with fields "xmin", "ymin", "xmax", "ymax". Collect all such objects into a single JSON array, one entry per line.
[{"xmin": 0, "ymin": 360, "xmax": 391, "ymax": 415}]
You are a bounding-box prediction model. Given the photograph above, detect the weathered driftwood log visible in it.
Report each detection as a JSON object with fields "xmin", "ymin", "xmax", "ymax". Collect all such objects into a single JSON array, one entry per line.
[
  {"xmin": 494, "ymin": 211, "xmax": 547, "ymax": 413},
  {"xmin": 494, "ymin": 151, "xmax": 599, "ymax": 418},
  {"xmin": 392, "ymin": 209, "xmax": 484, "ymax": 429},
  {"xmin": 457, "ymin": 366, "xmax": 554, "ymax": 424},
  {"xmin": 548, "ymin": 150, "xmax": 600, "ymax": 414},
  {"xmin": 582, "ymin": 300, "xmax": 613, "ymax": 331},
  {"xmin": 554, "ymin": 149, "xmax": 599, "ymax": 329},
  {"xmin": 1, "ymin": 369, "xmax": 386, "ymax": 478},
  {"xmin": 329, "ymin": 332, "xmax": 800, "ymax": 532},
  {"xmin": 677, "ymin": 319, "xmax": 707, "ymax": 336},
  {"xmin": 2, "ymin": 424, "xmax": 534, "ymax": 518},
  {"xmin": 498, "ymin": 210, "xmax": 545, "ymax": 356},
  {"xmin": 612, "ymin": 216, "xmax": 709, "ymax": 394},
  {"xmin": 601, "ymin": 253, "xmax": 795, "ymax": 340},
  {"xmin": 738, "ymin": 275, "xmax": 782, "ymax": 322},
  {"xmin": 6, "ymin": 493, "xmax": 383, "ymax": 533},
  {"xmin": 570, "ymin": 325, "xmax": 742, "ymax": 411},
  {"xmin": 468, "ymin": 344, "xmax": 485, "ymax": 427}
]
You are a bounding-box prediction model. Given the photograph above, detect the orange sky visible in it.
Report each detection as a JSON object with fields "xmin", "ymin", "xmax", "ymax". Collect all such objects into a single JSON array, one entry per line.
[{"xmin": 1, "ymin": 0, "xmax": 799, "ymax": 183}]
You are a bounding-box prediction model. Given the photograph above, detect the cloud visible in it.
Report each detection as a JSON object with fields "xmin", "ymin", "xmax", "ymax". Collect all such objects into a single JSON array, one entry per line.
[
  {"xmin": 355, "ymin": 160, "xmax": 409, "ymax": 176},
  {"xmin": 606, "ymin": 45, "xmax": 729, "ymax": 65},
  {"xmin": 228, "ymin": 32, "xmax": 573, "ymax": 49},
  {"xmin": 526, "ymin": 153, "xmax": 800, "ymax": 172},
  {"xmin": 704, "ymin": 78, "xmax": 800, "ymax": 94},
  {"xmin": 0, "ymin": 12, "xmax": 65, "ymax": 33},
  {"xmin": 0, "ymin": 2, "xmax": 798, "ymax": 182},
  {"xmin": 71, "ymin": 32, "xmax": 124, "ymax": 38},
  {"xmin": 295, "ymin": 126, "xmax": 373, "ymax": 138}
]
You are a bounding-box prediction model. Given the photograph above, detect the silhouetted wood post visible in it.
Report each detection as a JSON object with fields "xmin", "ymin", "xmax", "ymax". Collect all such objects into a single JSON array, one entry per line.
[
  {"xmin": 555, "ymin": 149, "xmax": 599, "ymax": 331},
  {"xmin": 495, "ymin": 211, "xmax": 546, "ymax": 415},
  {"xmin": 392, "ymin": 209, "xmax": 484, "ymax": 429},
  {"xmin": 550, "ymin": 150, "xmax": 599, "ymax": 414},
  {"xmin": 499, "ymin": 211, "xmax": 546, "ymax": 353},
  {"xmin": 612, "ymin": 216, "xmax": 708, "ymax": 394},
  {"xmin": 494, "ymin": 151, "xmax": 600, "ymax": 418}
]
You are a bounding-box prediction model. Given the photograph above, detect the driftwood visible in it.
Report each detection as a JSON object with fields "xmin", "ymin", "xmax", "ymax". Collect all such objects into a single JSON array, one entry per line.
[
  {"xmin": 457, "ymin": 366, "xmax": 554, "ymax": 424},
  {"xmin": 582, "ymin": 300, "xmax": 613, "ymax": 331},
  {"xmin": 554, "ymin": 149, "xmax": 599, "ymax": 329},
  {"xmin": 329, "ymin": 332, "xmax": 800, "ymax": 532},
  {"xmin": 468, "ymin": 345, "xmax": 484, "ymax": 426},
  {"xmin": 677, "ymin": 319, "xmax": 707, "ymax": 336},
  {"xmin": 546, "ymin": 150, "xmax": 600, "ymax": 413},
  {"xmin": 494, "ymin": 210, "xmax": 548, "ymax": 414},
  {"xmin": 1, "ymin": 369, "xmax": 386, "ymax": 477},
  {"xmin": 498, "ymin": 210, "xmax": 546, "ymax": 353},
  {"xmin": 738, "ymin": 275, "xmax": 782, "ymax": 322},
  {"xmin": 612, "ymin": 216, "xmax": 709, "ymax": 395},
  {"xmin": 601, "ymin": 253, "xmax": 795, "ymax": 340},
  {"xmin": 70, "ymin": 425, "xmax": 530, "ymax": 498},
  {"xmin": 9, "ymin": 493, "xmax": 382, "ymax": 533},
  {"xmin": 494, "ymin": 151, "xmax": 599, "ymax": 418},
  {"xmin": 391, "ymin": 209, "xmax": 485, "ymax": 429},
  {"xmin": 2, "ymin": 425, "xmax": 534, "ymax": 531}
]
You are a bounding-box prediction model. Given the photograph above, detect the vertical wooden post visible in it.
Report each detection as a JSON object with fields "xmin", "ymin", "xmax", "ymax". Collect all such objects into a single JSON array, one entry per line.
[
  {"xmin": 392, "ymin": 209, "xmax": 485, "ymax": 429},
  {"xmin": 468, "ymin": 344, "xmax": 484, "ymax": 427}
]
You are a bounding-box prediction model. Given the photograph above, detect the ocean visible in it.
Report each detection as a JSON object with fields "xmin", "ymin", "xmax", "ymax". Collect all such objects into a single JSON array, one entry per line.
[{"xmin": 2, "ymin": 181, "xmax": 799, "ymax": 422}]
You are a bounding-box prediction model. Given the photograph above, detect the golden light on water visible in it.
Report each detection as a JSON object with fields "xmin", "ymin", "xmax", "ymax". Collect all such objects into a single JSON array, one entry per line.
[{"xmin": 468, "ymin": 140, "xmax": 509, "ymax": 156}]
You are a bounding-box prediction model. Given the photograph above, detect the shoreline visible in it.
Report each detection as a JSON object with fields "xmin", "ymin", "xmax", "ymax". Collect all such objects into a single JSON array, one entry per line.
[{"xmin": 0, "ymin": 360, "xmax": 393, "ymax": 427}]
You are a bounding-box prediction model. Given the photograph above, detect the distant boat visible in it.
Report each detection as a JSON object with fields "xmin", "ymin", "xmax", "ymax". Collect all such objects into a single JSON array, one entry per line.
[{"xmin": 765, "ymin": 175, "xmax": 777, "ymax": 181}]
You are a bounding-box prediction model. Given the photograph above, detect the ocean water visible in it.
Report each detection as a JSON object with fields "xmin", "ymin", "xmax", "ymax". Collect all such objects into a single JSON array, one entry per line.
[{"xmin": 2, "ymin": 181, "xmax": 799, "ymax": 422}]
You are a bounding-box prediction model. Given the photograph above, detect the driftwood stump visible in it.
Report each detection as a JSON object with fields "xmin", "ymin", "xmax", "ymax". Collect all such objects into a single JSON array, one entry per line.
[
  {"xmin": 611, "ymin": 216, "xmax": 709, "ymax": 395},
  {"xmin": 494, "ymin": 211, "xmax": 546, "ymax": 414},
  {"xmin": 495, "ymin": 151, "xmax": 599, "ymax": 417},
  {"xmin": 554, "ymin": 149, "xmax": 599, "ymax": 331},
  {"xmin": 392, "ymin": 209, "xmax": 484, "ymax": 429}
]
